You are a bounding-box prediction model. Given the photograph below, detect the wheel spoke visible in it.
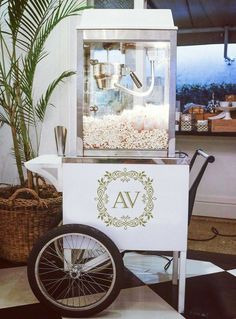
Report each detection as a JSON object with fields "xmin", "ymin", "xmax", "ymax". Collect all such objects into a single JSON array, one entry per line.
[
  {"xmin": 38, "ymin": 268, "xmax": 65, "ymax": 275},
  {"xmin": 46, "ymin": 273, "xmax": 69, "ymax": 295},
  {"xmin": 29, "ymin": 226, "xmax": 122, "ymax": 316}
]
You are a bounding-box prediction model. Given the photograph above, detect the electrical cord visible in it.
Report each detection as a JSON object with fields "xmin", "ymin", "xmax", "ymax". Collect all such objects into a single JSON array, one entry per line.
[
  {"xmin": 164, "ymin": 257, "xmax": 173, "ymax": 271},
  {"xmin": 124, "ymin": 226, "xmax": 236, "ymax": 272},
  {"xmin": 126, "ymin": 251, "xmax": 173, "ymax": 272},
  {"xmin": 164, "ymin": 227, "xmax": 236, "ymax": 271},
  {"xmin": 188, "ymin": 226, "xmax": 236, "ymax": 241}
]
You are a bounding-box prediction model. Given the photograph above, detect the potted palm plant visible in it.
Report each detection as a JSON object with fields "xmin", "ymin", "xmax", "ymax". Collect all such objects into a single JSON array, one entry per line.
[{"xmin": 0, "ymin": 0, "xmax": 88, "ymax": 262}]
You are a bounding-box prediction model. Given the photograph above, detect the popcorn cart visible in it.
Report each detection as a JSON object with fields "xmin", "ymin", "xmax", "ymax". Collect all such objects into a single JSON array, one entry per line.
[{"xmin": 25, "ymin": 9, "xmax": 189, "ymax": 318}]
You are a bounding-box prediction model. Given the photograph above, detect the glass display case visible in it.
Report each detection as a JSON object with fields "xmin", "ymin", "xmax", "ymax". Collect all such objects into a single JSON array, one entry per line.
[{"xmin": 77, "ymin": 9, "xmax": 177, "ymax": 157}]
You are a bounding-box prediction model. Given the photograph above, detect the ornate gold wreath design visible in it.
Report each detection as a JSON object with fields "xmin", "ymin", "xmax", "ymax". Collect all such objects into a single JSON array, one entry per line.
[{"xmin": 95, "ymin": 168, "xmax": 156, "ymax": 229}]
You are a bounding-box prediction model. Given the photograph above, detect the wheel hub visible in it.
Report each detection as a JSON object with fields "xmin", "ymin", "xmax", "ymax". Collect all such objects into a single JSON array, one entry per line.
[{"xmin": 69, "ymin": 265, "xmax": 81, "ymax": 279}]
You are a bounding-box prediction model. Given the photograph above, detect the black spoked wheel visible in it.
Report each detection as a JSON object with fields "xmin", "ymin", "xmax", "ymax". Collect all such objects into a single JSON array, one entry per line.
[{"xmin": 27, "ymin": 224, "xmax": 124, "ymax": 318}]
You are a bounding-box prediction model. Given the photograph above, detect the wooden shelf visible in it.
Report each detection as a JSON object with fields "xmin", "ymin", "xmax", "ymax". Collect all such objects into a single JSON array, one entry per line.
[{"xmin": 176, "ymin": 131, "xmax": 236, "ymax": 137}]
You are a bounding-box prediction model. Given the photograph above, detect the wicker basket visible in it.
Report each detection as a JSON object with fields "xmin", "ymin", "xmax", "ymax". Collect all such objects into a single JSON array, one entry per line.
[{"xmin": 0, "ymin": 187, "xmax": 62, "ymax": 263}]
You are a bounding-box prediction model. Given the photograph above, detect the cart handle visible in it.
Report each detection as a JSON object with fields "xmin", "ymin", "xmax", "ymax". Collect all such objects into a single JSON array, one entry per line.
[
  {"xmin": 188, "ymin": 149, "xmax": 215, "ymax": 224},
  {"xmin": 190, "ymin": 149, "xmax": 215, "ymax": 170}
]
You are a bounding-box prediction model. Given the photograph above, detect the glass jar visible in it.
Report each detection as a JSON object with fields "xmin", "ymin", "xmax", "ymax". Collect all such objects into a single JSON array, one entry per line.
[
  {"xmin": 196, "ymin": 120, "xmax": 208, "ymax": 132},
  {"xmin": 180, "ymin": 114, "xmax": 194, "ymax": 131}
]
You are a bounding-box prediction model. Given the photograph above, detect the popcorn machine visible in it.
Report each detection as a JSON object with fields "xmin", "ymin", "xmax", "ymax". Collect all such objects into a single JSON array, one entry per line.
[
  {"xmin": 76, "ymin": 9, "xmax": 177, "ymax": 157},
  {"xmin": 25, "ymin": 9, "xmax": 189, "ymax": 319}
]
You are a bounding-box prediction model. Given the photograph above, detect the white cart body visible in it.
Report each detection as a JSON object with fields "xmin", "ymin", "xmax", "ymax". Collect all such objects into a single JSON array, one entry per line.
[
  {"xmin": 25, "ymin": 155, "xmax": 189, "ymax": 314},
  {"xmin": 63, "ymin": 159, "xmax": 188, "ymax": 252}
]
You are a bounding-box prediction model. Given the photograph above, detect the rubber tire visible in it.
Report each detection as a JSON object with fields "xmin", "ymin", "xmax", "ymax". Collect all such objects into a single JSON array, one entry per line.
[{"xmin": 27, "ymin": 224, "xmax": 124, "ymax": 318}]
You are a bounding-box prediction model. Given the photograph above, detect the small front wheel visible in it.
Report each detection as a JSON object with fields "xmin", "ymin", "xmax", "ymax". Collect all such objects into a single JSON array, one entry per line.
[{"xmin": 27, "ymin": 224, "xmax": 124, "ymax": 317}]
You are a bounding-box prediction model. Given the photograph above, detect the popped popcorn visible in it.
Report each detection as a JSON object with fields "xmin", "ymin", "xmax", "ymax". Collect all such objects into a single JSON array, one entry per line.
[{"xmin": 83, "ymin": 105, "xmax": 168, "ymax": 150}]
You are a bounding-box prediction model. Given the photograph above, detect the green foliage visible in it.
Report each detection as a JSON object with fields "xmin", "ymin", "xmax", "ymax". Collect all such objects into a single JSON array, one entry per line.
[
  {"xmin": 176, "ymin": 83, "xmax": 236, "ymax": 108},
  {"xmin": 0, "ymin": 0, "xmax": 88, "ymax": 185}
]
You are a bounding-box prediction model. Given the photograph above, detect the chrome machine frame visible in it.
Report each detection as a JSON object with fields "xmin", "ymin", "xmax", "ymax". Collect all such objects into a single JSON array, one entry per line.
[{"xmin": 76, "ymin": 29, "xmax": 177, "ymax": 158}]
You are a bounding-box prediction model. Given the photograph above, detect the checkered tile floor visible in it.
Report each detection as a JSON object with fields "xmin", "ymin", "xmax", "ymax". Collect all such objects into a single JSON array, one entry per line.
[{"xmin": 0, "ymin": 250, "xmax": 235, "ymax": 319}]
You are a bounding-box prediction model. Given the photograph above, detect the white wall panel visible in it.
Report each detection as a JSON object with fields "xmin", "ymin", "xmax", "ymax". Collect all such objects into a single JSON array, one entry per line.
[{"xmin": 176, "ymin": 135, "xmax": 236, "ymax": 219}]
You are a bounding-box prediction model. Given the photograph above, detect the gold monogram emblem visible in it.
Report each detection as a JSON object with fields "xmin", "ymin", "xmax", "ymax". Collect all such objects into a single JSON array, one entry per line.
[
  {"xmin": 95, "ymin": 168, "xmax": 156, "ymax": 229},
  {"xmin": 112, "ymin": 191, "xmax": 141, "ymax": 209}
]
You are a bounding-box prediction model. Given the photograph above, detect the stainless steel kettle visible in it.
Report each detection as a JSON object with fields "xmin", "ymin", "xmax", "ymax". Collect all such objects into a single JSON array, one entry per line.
[{"xmin": 90, "ymin": 59, "xmax": 142, "ymax": 90}]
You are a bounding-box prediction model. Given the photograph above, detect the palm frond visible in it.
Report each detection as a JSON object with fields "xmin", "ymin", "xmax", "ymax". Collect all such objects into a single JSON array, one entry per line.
[
  {"xmin": 35, "ymin": 70, "xmax": 75, "ymax": 121},
  {"xmin": 23, "ymin": 0, "xmax": 88, "ymax": 96},
  {"xmin": 15, "ymin": 0, "xmax": 53, "ymax": 49},
  {"xmin": 0, "ymin": 0, "xmax": 8, "ymax": 7},
  {"xmin": 0, "ymin": 112, "xmax": 10, "ymax": 125},
  {"xmin": 10, "ymin": 63, "xmax": 36, "ymax": 124},
  {"xmin": 7, "ymin": 0, "xmax": 28, "ymax": 42}
]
